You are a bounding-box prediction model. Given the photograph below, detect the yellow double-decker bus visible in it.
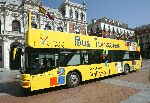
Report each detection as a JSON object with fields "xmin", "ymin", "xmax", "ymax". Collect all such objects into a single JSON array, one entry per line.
[{"xmin": 20, "ymin": 12, "xmax": 142, "ymax": 91}]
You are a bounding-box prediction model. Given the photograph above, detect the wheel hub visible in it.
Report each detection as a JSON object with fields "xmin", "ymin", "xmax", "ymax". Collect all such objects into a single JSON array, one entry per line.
[{"xmin": 70, "ymin": 74, "xmax": 78, "ymax": 85}]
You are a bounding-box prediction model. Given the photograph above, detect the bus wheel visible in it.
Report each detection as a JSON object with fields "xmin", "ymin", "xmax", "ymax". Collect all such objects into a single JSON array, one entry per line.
[
  {"xmin": 21, "ymin": 87, "xmax": 31, "ymax": 95},
  {"xmin": 124, "ymin": 65, "xmax": 130, "ymax": 75},
  {"xmin": 66, "ymin": 72, "xmax": 80, "ymax": 88}
]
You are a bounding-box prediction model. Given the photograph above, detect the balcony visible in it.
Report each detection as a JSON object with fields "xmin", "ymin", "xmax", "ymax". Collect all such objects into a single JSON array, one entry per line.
[{"xmin": 0, "ymin": 31, "xmax": 24, "ymax": 37}]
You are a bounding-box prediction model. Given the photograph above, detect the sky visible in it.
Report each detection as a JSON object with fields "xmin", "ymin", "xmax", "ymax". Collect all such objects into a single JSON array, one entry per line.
[{"xmin": 42, "ymin": 0, "xmax": 150, "ymax": 28}]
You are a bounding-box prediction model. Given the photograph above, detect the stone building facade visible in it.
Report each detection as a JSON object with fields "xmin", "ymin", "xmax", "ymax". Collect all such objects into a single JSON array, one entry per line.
[
  {"xmin": 0, "ymin": 0, "xmax": 87, "ymax": 70},
  {"xmin": 135, "ymin": 24, "xmax": 150, "ymax": 58},
  {"xmin": 87, "ymin": 17, "xmax": 135, "ymax": 39},
  {"xmin": 59, "ymin": 0, "xmax": 87, "ymax": 35}
]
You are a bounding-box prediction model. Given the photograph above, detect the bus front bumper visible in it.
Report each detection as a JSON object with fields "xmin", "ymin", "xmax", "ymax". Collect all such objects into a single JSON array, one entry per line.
[
  {"xmin": 21, "ymin": 80, "xmax": 30, "ymax": 88},
  {"xmin": 20, "ymin": 74, "xmax": 31, "ymax": 88}
]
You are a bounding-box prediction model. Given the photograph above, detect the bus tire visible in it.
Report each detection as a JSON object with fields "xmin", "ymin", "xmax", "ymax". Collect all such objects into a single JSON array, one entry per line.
[
  {"xmin": 66, "ymin": 72, "xmax": 80, "ymax": 88},
  {"xmin": 21, "ymin": 87, "xmax": 30, "ymax": 95},
  {"xmin": 124, "ymin": 65, "xmax": 130, "ymax": 75}
]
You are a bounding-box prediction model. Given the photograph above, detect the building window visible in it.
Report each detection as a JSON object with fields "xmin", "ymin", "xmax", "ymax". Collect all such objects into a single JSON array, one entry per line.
[
  {"xmin": 57, "ymin": 27, "xmax": 63, "ymax": 32},
  {"xmin": 90, "ymin": 28, "xmax": 93, "ymax": 34},
  {"xmin": 0, "ymin": 46, "xmax": 2, "ymax": 61},
  {"xmin": 124, "ymin": 30, "xmax": 126, "ymax": 34},
  {"xmin": 31, "ymin": 22, "xmax": 37, "ymax": 29},
  {"xmin": 108, "ymin": 26, "xmax": 110, "ymax": 33},
  {"xmin": 12, "ymin": 20, "xmax": 21, "ymax": 32},
  {"xmin": 45, "ymin": 24, "xmax": 51, "ymax": 30},
  {"xmin": 62, "ymin": 10, "xmax": 65, "ymax": 16},
  {"xmin": 69, "ymin": 9, "xmax": 73, "ymax": 18},
  {"xmin": 0, "ymin": 20, "xmax": 1, "ymax": 34},
  {"xmin": 120, "ymin": 29, "xmax": 122, "ymax": 34},
  {"xmin": 103, "ymin": 25, "xmax": 106, "ymax": 32},
  {"xmin": 75, "ymin": 11, "xmax": 78, "ymax": 20},
  {"xmin": 146, "ymin": 34, "xmax": 149, "ymax": 38},
  {"xmin": 96, "ymin": 25, "xmax": 100, "ymax": 33},
  {"xmin": 117, "ymin": 28, "xmax": 119, "ymax": 34},
  {"xmin": 81, "ymin": 13, "xmax": 84, "ymax": 21},
  {"xmin": 76, "ymin": 27, "xmax": 80, "ymax": 34},
  {"xmin": 112, "ymin": 27, "xmax": 115, "ymax": 34}
]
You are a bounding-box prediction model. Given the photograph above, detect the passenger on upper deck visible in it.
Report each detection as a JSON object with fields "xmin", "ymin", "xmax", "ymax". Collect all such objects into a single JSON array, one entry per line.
[{"xmin": 88, "ymin": 26, "xmax": 138, "ymax": 42}]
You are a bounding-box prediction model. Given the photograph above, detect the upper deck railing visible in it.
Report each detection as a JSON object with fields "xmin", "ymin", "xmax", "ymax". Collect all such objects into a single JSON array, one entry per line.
[{"xmin": 27, "ymin": 12, "xmax": 140, "ymax": 52}]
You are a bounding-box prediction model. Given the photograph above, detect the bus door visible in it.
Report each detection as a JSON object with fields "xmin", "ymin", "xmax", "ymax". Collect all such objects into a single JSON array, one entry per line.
[
  {"xmin": 114, "ymin": 51, "xmax": 125, "ymax": 73},
  {"xmin": 80, "ymin": 50, "xmax": 106, "ymax": 80},
  {"xmin": 87, "ymin": 50, "xmax": 109, "ymax": 78},
  {"xmin": 106, "ymin": 50, "xmax": 121, "ymax": 75}
]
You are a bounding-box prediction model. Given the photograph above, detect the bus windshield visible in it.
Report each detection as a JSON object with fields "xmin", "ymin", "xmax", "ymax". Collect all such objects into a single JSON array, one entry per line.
[{"xmin": 25, "ymin": 48, "xmax": 59, "ymax": 74}]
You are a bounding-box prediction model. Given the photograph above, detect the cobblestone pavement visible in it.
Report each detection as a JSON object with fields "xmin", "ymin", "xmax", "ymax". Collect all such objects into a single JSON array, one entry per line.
[
  {"xmin": 101, "ymin": 79, "xmax": 150, "ymax": 103},
  {"xmin": 0, "ymin": 80, "xmax": 139, "ymax": 103},
  {"xmin": 102, "ymin": 59, "xmax": 150, "ymax": 103},
  {"xmin": 0, "ymin": 60, "xmax": 149, "ymax": 103},
  {"xmin": 0, "ymin": 69, "xmax": 20, "ymax": 82}
]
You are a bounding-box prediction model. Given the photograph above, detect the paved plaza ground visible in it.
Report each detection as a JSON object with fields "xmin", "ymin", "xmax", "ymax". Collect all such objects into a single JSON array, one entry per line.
[{"xmin": 0, "ymin": 59, "xmax": 150, "ymax": 103}]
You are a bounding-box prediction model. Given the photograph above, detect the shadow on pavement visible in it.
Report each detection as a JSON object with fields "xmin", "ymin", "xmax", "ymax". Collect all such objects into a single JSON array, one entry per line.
[
  {"xmin": 0, "ymin": 80, "xmax": 69, "ymax": 97},
  {"xmin": 0, "ymin": 81, "xmax": 23, "ymax": 97},
  {"xmin": 0, "ymin": 72, "xmax": 135, "ymax": 97}
]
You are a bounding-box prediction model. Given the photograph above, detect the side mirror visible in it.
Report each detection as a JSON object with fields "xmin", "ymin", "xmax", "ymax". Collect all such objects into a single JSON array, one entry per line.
[{"xmin": 13, "ymin": 48, "xmax": 17, "ymax": 60}]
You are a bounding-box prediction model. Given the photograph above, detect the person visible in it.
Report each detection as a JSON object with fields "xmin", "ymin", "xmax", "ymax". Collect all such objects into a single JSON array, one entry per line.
[
  {"xmin": 60, "ymin": 55, "xmax": 65, "ymax": 66},
  {"xmin": 95, "ymin": 54, "xmax": 100, "ymax": 63},
  {"xmin": 46, "ymin": 59, "xmax": 51, "ymax": 67},
  {"xmin": 33, "ymin": 59, "xmax": 40, "ymax": 67},
  {"xmin": 43, "ymin": 57, "xmax": 47, "ymax": 67}
]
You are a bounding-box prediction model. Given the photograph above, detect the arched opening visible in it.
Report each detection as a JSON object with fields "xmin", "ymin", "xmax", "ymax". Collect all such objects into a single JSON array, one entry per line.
[
  {"xmin": 69, "ymin": 9, "xmax": 73, "ymax": 18},
  {"xmin": 0, "ymin": 20, "xmax": 1, "ymax": 34},
  {"xmin": 112, "ymin": 27, "xmax": 115, "ymax": 34},
  {"xmin": 80, "ymin": 13, "xmax": 84, "ymax": 21},
  {"xmin": 12, "ymin": 20, "xmax": 21, "ymax": 32},
  {"xmin": 31, "ymin": 22, "xmax": 37, "ymax": 29},
  {"xmin": 75, "ymin": 11, "xmax": 78, "ymax": 20},
  {"xmin": 0, "ymin": 45, "xmax": 2, "ymax": 62},
  {"xmin": 10, "ymin": 42, "xmax": 23, "ymax": 70},
  {"xmin": 57, "ymin": 27, "xmax": 63, "ymax": 32}
]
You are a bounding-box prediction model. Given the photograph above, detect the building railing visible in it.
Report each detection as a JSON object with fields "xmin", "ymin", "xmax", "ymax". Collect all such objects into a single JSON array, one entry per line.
[
  {"xmin": 88, "ymin": 32, "xmax": 138, "ymax": 42},
  {"xmin": 0, "ymin": 31, "xmax": 24, "ymax": 37}
]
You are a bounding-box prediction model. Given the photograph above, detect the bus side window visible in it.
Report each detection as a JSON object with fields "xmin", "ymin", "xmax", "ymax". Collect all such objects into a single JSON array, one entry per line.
[
  {"xmin": 82, "ymin": 53, "xmax": 88, "ymax": 64},
  {"xmin": 114, "ymin": 51, "xmax": 124, "ymax": 62},
  {"xmin": 109, "ymin": 51, "xmax": 115, "ymax": 62},
  {"xmin": 103, "ymin": 53, "xmax": 111, "ymax": 63},
  {"xmin": 46, "ymin": 59, "xmax": 51, "ymax": 67},
  {"xmin": 123, "ymin": 52, "xmax": 129, "ymax": 60},
  {"xmin": 82, "ymin": 50, "xmax": 103, "ymax": 64},
  {"xmin": 101, "ymin": 51, "xmax": 106, "ymax": 63},
  {"xmin": 87, "ymin": 51, "xmax": 93, "ymax": 64},
  {"xmin": 102, "ymin": 50, "xmax": 109, "ymax": 63},
  {"xmin": 95, "ymin": 50, "xmax": 103, "ymax": 63},
  {"xmin": 107, "ymin": 53, "xmax": 111, "ymax": 62},
  {"xmin": 129, "ymin": 51, "xmax": 140, "ymax": 60}
]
